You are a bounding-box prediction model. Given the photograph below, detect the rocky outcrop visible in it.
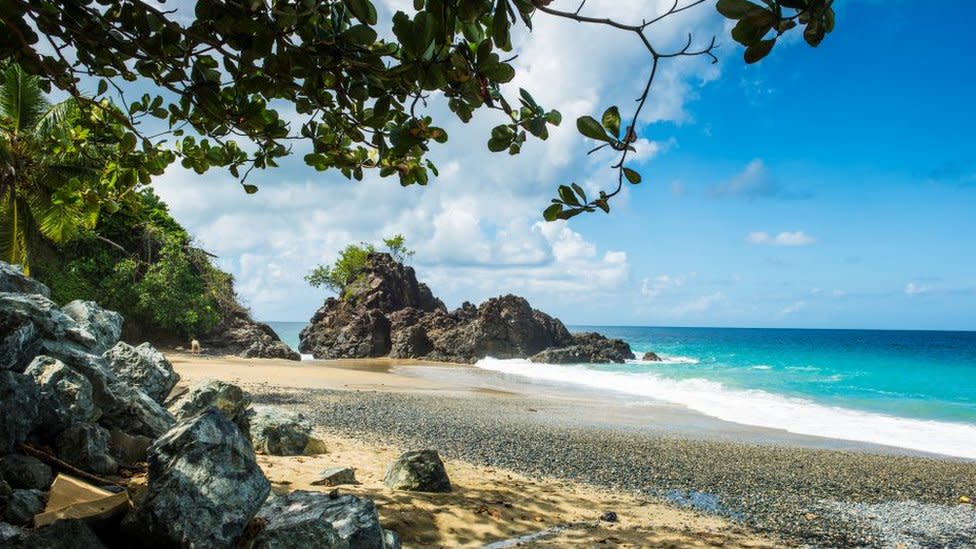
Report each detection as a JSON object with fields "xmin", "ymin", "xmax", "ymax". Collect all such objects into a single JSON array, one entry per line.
[
  {"xmin": 530, "ymin": 332, "xmax": 635, "ymax": 364},
  {"xmin": 103, "ymin": 342, "xmax": 179, "ymax": 404},
  {"xmin": 203, "ymin": 311, "xmax": 301, "ymax": 361},
  {"xmin": 299, "ymin": 253, "xmax": 628, "ymax": 364},
  {"xmin": 61, "ymin": 300, "xmax": 123, "ymax": 354},
  {"xmin": 126, "ymin": 408, "xmax": 270, "ymax": 548},
  {"xmin": 0, "ymin": 263, "xmax": 50, "ymax": 297},
  {"xmin": 383, "ymin": 450, "xmax": 452, "ymax": 493}
]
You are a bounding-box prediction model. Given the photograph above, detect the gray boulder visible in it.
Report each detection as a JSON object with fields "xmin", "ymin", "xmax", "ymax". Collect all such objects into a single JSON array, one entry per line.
[
  {"xmin": 108, "ymin": 429, "xmax": 153, "ymax": 466},
  {"xmin": 0, "ymin": 520, "xmax": 24, "ymax": 546},
  {"xmin": 169, "ymin": 379, "xmax": 252, "ymax": 436},
  {"xmin": 2, "ymin": 489, "xmax": 44, "ymax": 526},
  {"xmin": 62, "ymin": 300, "xmax": 123, "ymax": 355},
  {"xmin": 24, "ymin": 355, "xmax": 99, "ymax": 436},
  {"xmin": 55, "ymin": 423, "xmax": 118, "ymax": 476},
  {"xmin": 127, "ymin": 408, "xmax": 270, "ymax": 549},
  {"xmin": 0, "ymin": 455, "xmax": 53, "ymax": 491},
  {"xmin": 253, "ymin": 492, "xmax": 393, "ymax": 549},
  {"xmin": 250, "ymin": 406, "xmax": 321, "ymax": 456},
  {"xmin": 103, "ymin": 342, "xmax": 179, "ymax": 404},
  {"xmin": 0, "ymin": 293, "xmax": 96, "ymax": 350},
  {"xmin": 0, "ymin": 371, "xmax": 40, "ymax": 454},
  {"xmin": 0, "ymin": 262, "xmax": 50, "ymax": 297},
  {"xmin": 383, "ymin": 450, "xmax": 452, "ymax": 493},
  {"xmin": 311, "ymin": 467, "xmax": 357, "ymax": 487},
  {"xmin": 0, "ymin": 317, "xmax": 38, "ymax": 371},
  {"xmin": 17, "ymin": 518, "xmax": 107, "ymax": 549}
]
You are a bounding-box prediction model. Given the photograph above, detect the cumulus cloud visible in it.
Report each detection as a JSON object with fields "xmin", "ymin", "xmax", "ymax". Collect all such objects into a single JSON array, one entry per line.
[
  {"xmin": 710, "ymin": 159, "xmax": 811, "ymax": 200},
  {"xmin": 746, "ymin": 231, "xmax": 816, "ymax": 247}
]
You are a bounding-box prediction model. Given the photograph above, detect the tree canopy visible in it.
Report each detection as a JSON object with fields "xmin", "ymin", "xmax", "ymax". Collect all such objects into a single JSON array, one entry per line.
[
  {"xmin": 306, "ymin": 233, "xmax": 415, "ymax": 295},
  {"xmin": 1, "ymin": 0, "xmax": 834, "ymax": 219}
]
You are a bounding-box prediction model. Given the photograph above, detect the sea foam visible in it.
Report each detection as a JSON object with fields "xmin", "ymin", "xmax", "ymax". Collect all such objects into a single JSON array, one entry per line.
[{"xmin": 474, "ymin": 358, "xmax": 976, "ymax": 460}]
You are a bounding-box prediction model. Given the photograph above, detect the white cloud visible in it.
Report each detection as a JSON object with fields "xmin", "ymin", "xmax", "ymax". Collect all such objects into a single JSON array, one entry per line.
[
  {"xmin": 746, "ymin": 231, "xmax": 816, "ymax": 247},
  {"xmin": 710, "ymin": 159, "xmax": 810, "ymax": 200},
  {"xmin": 641, "ymin": 273, "xmax": 692, "ymax": 298},
  {"xmin": 904, "ymin": 282, "xmax": 929, "ymax": 296}
]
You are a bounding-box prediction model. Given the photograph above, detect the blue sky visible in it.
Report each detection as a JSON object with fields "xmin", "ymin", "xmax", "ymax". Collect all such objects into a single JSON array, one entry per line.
[{"xmin": 153, "ymin": 1, "xmax": 975, "ymax": 330}]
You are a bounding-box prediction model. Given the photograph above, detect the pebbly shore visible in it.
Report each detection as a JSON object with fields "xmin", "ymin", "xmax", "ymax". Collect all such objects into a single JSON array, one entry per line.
[{"xmin": 252, "ymin": 387, "xmax": 976, "ymax": 549}]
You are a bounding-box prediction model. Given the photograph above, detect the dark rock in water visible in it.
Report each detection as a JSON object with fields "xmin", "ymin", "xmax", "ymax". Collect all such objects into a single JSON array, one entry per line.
[
  {"xmin": 2, "ymin": 489, "xmax": 44, "ymax": 526},
  {"xmin": 253, "ymin": 491, "xmax": 392, "ymax": 549},
  {"xmin": 169, "ymin": 379, "xmax": 252, "ymax": 437},
  {"xmin": 642, "ymin": 351, "xmax": 662, "ymax": 362},
  {"xmin": 249, "ymin": 406, "xmax": 322, "ymax": 456},
  {"xmin": 24, "ymin": 356, "xmax": 99, "ymax": 436},
  {"xmin": 0, "ymin": 317, "xmax": 38, "ymax": 372},
  {"xmin": 298, "ymin": 253, "xmax": 632, "ymax": 364},
  {"xmin": 126, "ymin": 408, "xmax": 270, "ymax": 549},
  {"xmin": 203, "ymin": 311, "xmax": 300, "ymax": 361},
  {"xmin": 18, "ymin": 518, "xmax": 107, "ymax": 549},
  {"xmin": 0, "ymin": 455, "xmax": 53, "ymax": 491},
  {"xmin": 55, "ymin": 423, "xmax": 118, "ymax": 476},
  {"xmin": 530, "ymin": 332, "xmax": 635, "ymax": 364},
  {"xmin": 0, "ymin": 262, "xmax": 50, "ymax": 297},
  {"xmin": 383, "ymin": 450, "xmax": 452, "ymax": 493},
  {"xmin": 103, "ymin": 342, "xmax": 179, "ymax": 404},
  {"xmin": 61, "ymin": 300, "xmax": 123, "ymax": 355},
  {"xmin": 311, "ymin": 467, "xmax": 357, "ymax": 487},
  {"xmin": 0, "ymin": 371, "xmax": 40, "ymax": 454}
]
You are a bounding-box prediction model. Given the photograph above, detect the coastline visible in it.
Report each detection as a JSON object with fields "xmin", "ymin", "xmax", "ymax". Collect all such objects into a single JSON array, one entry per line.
[{"xmin": 169, "ymin": 353, "xmax": 976, "ymax": 547}]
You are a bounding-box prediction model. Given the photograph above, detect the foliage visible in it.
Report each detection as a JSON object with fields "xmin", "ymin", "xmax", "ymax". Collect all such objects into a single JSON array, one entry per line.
[
  {"xmin": 0, "ymin": 0, "xmax": 830, "ymax": 221},
  {"xmin": 306, "ymin": 234, "xmax": 415, "ymax": 295},
  {"xmin": 35, "ymin": 188, "xmax": 238, "ymax": 339}
]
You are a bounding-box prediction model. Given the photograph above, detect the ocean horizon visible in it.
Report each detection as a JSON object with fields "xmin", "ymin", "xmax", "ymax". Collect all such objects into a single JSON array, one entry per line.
[{"xmin": 266, "ymin": 321, "xmax": 976, "ymax": 459}]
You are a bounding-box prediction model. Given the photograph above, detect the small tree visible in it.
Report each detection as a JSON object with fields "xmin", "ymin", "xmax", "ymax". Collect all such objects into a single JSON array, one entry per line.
[{"xmin": 306, "ymin": 235, "xmax": 415, "ymax": 295}]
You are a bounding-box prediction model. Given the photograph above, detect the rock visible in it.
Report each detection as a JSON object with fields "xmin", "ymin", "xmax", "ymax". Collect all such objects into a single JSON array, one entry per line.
[
  {"xmin": 253, "ymin": 491, "xmax": 391, "ymax": 549},
  {"xmin": 0, "ymin": 455, "xmax": 53, "ymax": 491},
  {"xmin": 383, "ymin": 529, "xmax": 401, "ymax": 549},
  {"xmin": 0, "ymin": 521, "xmax": 24, "ymax": 545},
  {"xmin": 299, "ymin": 301, "xmax": 392, "ymax": 359},
  {"xmin": 642, "ymin": 352, "xmax": 662, "ymax": 362},
  {"xmin": 24, "ymin": 356, "xmax": 99, "ymax": 436},
  {"xmin": 0, "ymin": 293, "xmax": 96, "ymax": 351},
  {"xmin": 389, "ymin": 325, "xmax": 433, "ymax": 359},
  {"xmin": 250, "ymin": 406, "xmax": 323, "ymax": 456},
  {"xmin": 600, "ymin": 511, "xmax": 618, "ymax": 523},
  {"xmin": 202, "ymin": 311, "xmax": 300, "ymax": 361},
  {"xmin": 383, "ymin": 450, "xmax": 452, "ymax": 493},
  {"xmin": 0, "ymin": 261, "xmax": 50, "ymax": 297},
  {"xmin": 169, "ymin": 379, "xmax": 252, "ymax": 436},
  {"xmin": 17, "ymin": 518, "xmax": 107, "ymax": 549},
  {"xmin": 311, "ymin": 467, "xmax": 357, "ymax": 487},
  {"xmin": 55, "ymin": 423, "xmax": 118, "ymax": 476},
  {"xmin": 102, "ymin": 342, "xmax": 179, "ymax": 404},
  {"xmin": 2, "ymin": 489, "xmax": 44, "ymax": 526},
  {"xmin": 108, "ymin": 429, "xmax": 153, "ymax": 465},
  {"xmin": 249, "ymin": 493, "xmax": 349, "ymax": 549},
  {"xmin": 0, "ymin": 316, "xmax": 38, "ymax": 371},
  {"xmin": 0, "ymin": 371, "xmax": 40, "ymax": 454},
  {"xmin": 529, "ymin": 332, "xmax": 635, "ymax": 364},
  {"xmin": 61, "ymin": 300, "xmax": 123, "ymax": 355},
  {"xmin": 127, "ymin": 408, "xmax": 270, "ymax": 549}
]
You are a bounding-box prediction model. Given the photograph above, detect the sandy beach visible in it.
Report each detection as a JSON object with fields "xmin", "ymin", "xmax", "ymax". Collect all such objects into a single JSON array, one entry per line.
[{"xmin": 169, "ymin": 352, "xmax": 976, "ymax": 548}]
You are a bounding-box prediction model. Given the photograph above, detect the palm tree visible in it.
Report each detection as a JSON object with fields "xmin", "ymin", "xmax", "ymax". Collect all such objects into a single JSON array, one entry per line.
[{"xmin": 0, "ymin": 64, "xmax": 111, "ymax": 274}]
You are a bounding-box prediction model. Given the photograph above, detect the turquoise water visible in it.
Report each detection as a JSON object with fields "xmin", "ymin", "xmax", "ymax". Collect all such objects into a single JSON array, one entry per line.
[{"xmin": 268, "ymin": 322, "xmax": 976, "ymax": 457}]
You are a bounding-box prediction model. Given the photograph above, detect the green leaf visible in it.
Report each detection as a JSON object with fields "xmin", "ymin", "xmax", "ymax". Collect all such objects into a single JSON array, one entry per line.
[
  {"xmin": 744, "ymin": 39, "xmax": 776, "ymax": 63},
  {"xmin": 243, "ymin": 184, "xmax": 258, "ymax": 194},
  {"xmin": 344, "ymin": 0, "xmax": 378, "ymax": 25},
  {"xmin": 97, "ymin": 80, "xmax": 108, "ymax": 95},
  {"xmin": 623, "ymin": 167, "xmax": 642, "ymax": 184},
  {"xmin": 543, "ymin": 204, "xmax": 562, "ymax": 222},
  {"xmin": 488, "ymin": 137, "xmax": 509, "ymax": 152},
  {"xmin": 545, "ymin": 110, "xmax": 562, "ymax": 126},
  {"xmin": 492, "ymin": 0, "xmax": 511, "ymax": 50},
  {"xmin": 576, "ymin": 116, "xmax": 611, "ymax": 143},
  {"xmin": 558, "ymin": 185, "xmax": 580, "ymax": 206},
  {"xmin": 571, "ymin": 182, "xmax": 587, "ymax": 203},
  {"xmin": 716, "ymin": 0, "xmax": 761, "ymax": 20},
  {"xmin": 601, "ymin": 106, "xmax": 621, "ymax": 138}
]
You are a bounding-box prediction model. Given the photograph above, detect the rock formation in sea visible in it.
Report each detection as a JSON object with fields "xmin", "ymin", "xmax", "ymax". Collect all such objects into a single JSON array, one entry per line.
[
  {"xmin": 299, "ymin": 253, "xmax": 634, "ymax": 364},
  {"xmin": 202, "ymin": 310, "xmax": 301, "ymax": 361}
]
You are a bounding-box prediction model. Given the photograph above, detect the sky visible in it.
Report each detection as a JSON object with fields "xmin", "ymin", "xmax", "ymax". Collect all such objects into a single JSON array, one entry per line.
[{"xmin": 149, "ymin": 1, "xmax": 976, "ymax": 330}]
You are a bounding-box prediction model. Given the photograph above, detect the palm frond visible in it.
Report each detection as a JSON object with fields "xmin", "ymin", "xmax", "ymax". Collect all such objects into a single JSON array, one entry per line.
[
  {"xmin": 0, "ymin": 64, "xmax": 49, "ymax": 134},
  {"xmin": 25, "ymin": 187, "xmax": 86, "ymax": 244},
  {"xmin": 32, "ymin": 98, "xmax": 81, "ymax": 142}
]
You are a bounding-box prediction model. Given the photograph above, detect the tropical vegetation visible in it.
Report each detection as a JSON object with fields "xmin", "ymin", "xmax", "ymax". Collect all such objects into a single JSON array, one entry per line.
[{"xmin": 306, "ymin": 234, "xmax": 415, "ymax": 295}]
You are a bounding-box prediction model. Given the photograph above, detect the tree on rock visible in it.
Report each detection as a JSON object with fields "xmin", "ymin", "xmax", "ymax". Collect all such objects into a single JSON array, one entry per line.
[{"xmin": 306, "ymin": 234, "xmax": 415, "ymax": 296}]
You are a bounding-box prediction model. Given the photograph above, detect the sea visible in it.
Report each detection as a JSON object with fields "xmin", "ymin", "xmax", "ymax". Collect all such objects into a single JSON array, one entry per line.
[{"xmin": 266, "ymin": 322, "xmax": 976, "ymax": 459}]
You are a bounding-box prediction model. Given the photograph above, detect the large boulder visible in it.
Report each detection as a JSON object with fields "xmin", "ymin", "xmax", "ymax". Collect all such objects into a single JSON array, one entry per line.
[
  {"xmin": 0, "ymin": 371, "xmax": 40, "ymax": 454},
  {"xmin": 24, "ymin": 356, "xmax": 99, "ymax": 436},
  {"xmin": 299, "ymin": 302, "xmax": 392, "ymax": 359},
  {"xmin": 252, "ymin": 492, "xmax": 393, "ymax": 549},
  {"xmin": 0, "ymin": 262, "xmax": 50, "ymax": 297},
  {"xmin": 249, "ymin": 406, "xmax": 323, "ymax": 456},
  {"xmin": 529, "ymin": 332, "xmax": 636, "ymax": 364},
  {"xmin": 0, "ymin": 316, "xmax": 39, "ymax": 372},
  {"xmin": 2, "ymin": 489, "xmax": 44, "ymax": 526},
  {"xmin": 103, "ymin": 342, "xmax": 179, "ymax": 404},
  {"xmin": 202, "ymin": 311, "xmax": 300, "ymax": 361},
  {"xmin": 126, "ymin": 408, "xmax": 270, "ymax": 549},
  {"xmin": 169, "ymin": 379, "xmax": 252, "ymax": 436},
  {"xmin": 383, "ymin": 450, "xmax": 452, "ymax": 493},
  {"xmin": 61, "ymin": 300, "xmax": 123, "ymax": 355},
  {"xmin": 0, "ymin": 455, "xmax": 53, "ymax": 491},
  {"xmin": 55, "ymin": 423, "xmax": 118, "ymax": 476},
  {"xmin": 0, "ymin": 293, "xmax": 96, "ymax": 351}
]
